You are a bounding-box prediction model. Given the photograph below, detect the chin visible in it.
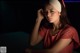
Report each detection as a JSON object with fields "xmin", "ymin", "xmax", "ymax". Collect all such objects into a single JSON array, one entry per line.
[{"xmin": 49, "ymin": 21, "xmax": 54, "ymax": 23}]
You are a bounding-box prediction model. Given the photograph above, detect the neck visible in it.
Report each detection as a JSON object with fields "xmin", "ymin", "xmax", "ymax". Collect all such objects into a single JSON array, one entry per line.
[{"xmin": 53, "ymin": 19, "xmax": 60, "ymax": 29}]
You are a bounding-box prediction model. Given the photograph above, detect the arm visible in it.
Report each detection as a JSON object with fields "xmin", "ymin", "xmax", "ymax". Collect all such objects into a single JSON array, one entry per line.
[
  {"xmin": 30, "ymin": 9, "xmax": 44, "ymax": 46},
  {"xmin": 29, "ymin": 39, "xmax": 71, "ymax": 53},
  {"xmin": 48, "ymin": 39, "xmax": 72, "ymax": 53}
]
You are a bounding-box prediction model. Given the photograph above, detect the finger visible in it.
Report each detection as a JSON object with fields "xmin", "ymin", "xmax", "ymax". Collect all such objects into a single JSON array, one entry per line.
[{"xmin": 38, "ymin": 9, "xmax": 43, "ymax": 13}]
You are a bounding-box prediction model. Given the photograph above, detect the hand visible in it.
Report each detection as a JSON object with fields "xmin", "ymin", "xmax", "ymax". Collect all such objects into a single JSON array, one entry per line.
[{"xmin": 36, "ymin": 9, "xmax": 44, "ymax": 22}]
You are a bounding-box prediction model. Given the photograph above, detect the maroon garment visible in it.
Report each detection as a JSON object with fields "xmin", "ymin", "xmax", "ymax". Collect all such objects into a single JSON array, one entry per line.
[{"xmin": 39, "ymin": 24, "xmax": 80, "ymax": 53}]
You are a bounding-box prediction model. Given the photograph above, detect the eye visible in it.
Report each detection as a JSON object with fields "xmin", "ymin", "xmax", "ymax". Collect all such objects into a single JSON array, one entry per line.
[
  {"xmin": 50, "ymin": 10, "xmax": 55, "ymax": 14},
  {"xmin": 50, "ymin": 9, "xmax": 54, "ymax": 12},
  {"xmin": 50, "ymin": 10, "xmax": 54, "ymax": 13}
]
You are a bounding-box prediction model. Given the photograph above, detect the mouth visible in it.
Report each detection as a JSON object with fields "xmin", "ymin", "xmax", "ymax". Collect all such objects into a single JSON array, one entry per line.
[{"xmin": 48, "ymin": 18, "xmax": 52, "ymax": 21}]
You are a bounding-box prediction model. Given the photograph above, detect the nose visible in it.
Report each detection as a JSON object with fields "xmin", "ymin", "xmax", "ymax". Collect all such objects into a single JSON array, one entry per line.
[{"xmin": 47, "ymin": 12, "xmax": 51, "ymax": 17}]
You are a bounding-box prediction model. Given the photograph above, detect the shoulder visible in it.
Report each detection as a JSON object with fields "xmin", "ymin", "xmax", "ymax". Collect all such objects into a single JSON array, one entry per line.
[
  {"xmin": 60, "ymin": 24, "xmax": 79, "ymax": 39},
  {"xmin": 62, "ymin": 25, "xmax": 78, "ymax": 34}
]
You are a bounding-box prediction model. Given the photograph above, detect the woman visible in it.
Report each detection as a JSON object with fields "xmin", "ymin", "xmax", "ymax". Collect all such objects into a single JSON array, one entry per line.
[{"xmin": 26, "ymin": 0, "xmax": 80, "ymax": 53}]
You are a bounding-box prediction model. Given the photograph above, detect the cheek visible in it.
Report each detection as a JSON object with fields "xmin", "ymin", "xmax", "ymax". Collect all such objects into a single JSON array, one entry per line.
[
  {"xmin": 51, "ymin": 15, "xmax": 60, "ymax": 22},
  {"xmin": 52, "ymin": 14, "xmax": 59, "ymax": 19}
]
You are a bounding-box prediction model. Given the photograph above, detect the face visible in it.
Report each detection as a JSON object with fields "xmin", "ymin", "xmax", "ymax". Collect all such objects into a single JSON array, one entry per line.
[{"xmin": 44, "ymin": 4, "xmax": 61, "ymax": 23}]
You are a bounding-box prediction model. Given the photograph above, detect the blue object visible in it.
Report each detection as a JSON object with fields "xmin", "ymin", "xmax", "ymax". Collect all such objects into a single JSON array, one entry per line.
[{"xmin": 64, "ymin": 0, "xmax": 80, "ymax": 2}]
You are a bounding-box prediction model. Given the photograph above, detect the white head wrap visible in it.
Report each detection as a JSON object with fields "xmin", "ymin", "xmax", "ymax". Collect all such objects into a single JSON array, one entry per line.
[{"xmin": 49, "ymin": 0, "xmax": 61, "ymax": 12}]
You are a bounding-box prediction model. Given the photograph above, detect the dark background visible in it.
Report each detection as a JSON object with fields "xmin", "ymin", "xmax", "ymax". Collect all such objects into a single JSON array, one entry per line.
[{"xmin": 0, "ymin": 0, "xmax": 80, "ymax": 53}]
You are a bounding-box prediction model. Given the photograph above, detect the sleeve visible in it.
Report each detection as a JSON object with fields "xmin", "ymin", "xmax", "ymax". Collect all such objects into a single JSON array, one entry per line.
[
  {"xmin": 61, "ymin": 26, "xmax": 80, "ymax": 48},
  {"xmin": 39, "ymin": 27, "xmax": 47, "ymax": 37}
]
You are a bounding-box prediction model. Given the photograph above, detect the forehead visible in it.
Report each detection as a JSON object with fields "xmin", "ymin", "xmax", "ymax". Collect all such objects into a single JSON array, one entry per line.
[{"xmin": 45, "ymin": 4, "xmax": 57, "ymax": 11}]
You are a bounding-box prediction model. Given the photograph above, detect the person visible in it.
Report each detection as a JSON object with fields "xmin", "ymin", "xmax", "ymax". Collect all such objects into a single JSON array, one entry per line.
[{"xmin": 26, "ymin": 0, "xmax": 80, "ymax": 53}]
